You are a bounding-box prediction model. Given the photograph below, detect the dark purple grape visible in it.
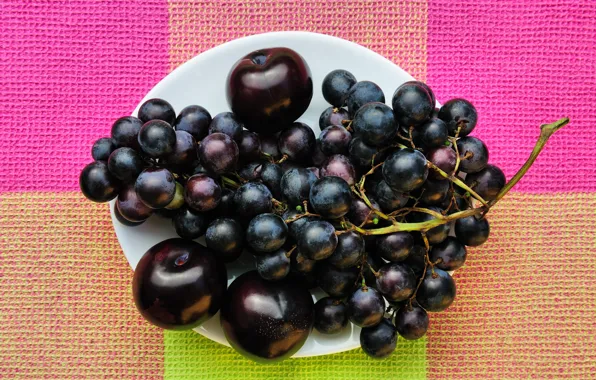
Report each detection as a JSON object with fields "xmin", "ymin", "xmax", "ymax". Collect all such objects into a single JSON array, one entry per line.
[
  {"xmin": 184, "ymin": 174, "xmax": 221, "ymax": 212},
  {"xmin": 408, "ymin": 207, "xmax": 451, "ymax": 245},
  {"xmin": 328, "ymin": 231, "xmax": 365, "ymax": 269},
  {"xmin": 283, "ymin": 210, "xmax": 319, "ymax": 240},
  {"xmin": 290, "ymin": 248, "xmax": 317, "ymax": 274},
  {"xmin": 278, "ymin": 122, "xmax": 316, "ymax": 163},
  {"xmin": 205, "ymin": 218, "xmax": 244, "ymax": 263},
  {"xmin": 316, "ymin": 262, "xmax": 359, "ymax": 297},
  {"xmin": 429, "ymin": 236, "xmax": 467, "ymax": 271},
  {"xmin": 116, "ymin": 185, "xmax": 152, "ymax": 222},
  {"xmin": 134, "ymin": 167, "xmax": 175, "ymax": 208},
  {"xmin": 260, "ymin": 133, "xmax": 281, "ymax": 160},
  {"xmin": 416, "ymin": 268, "xmax": 456, "ymax": 312},
  {"xmin": 373, "ymin": 180, "xmax": 409, "ymax": 212},
  {"xmin": 353, "ymin": 102, "xmax": 397, "ymax": 147},
  {"xmin": 165, "ymin": 130, "xmax": 198, "ymax": 169},
  {"xmin": 376, "ymin": 263, "xmax": 416, "ymax": 302},
  {"xmin": 455, "ymin": 215, "xmax": 490, "ymax": 246},
  {"xmin": 309, "ymin": 176, "xmax": 352, "ymax": 219},
  {"xmin": 138, "ymin": 98, "xmax": 176, "ymax": 124},
  {"xmin": 320, "ymin": 154, "xmax": 356, "ymax": 186},
  {"xmin": 114, "ymin": 203, "xmax": 145, "ymax": 226},
  {"xmin": 363, "ymin": 252, "xmax": 384, "ymax": 288},
  {"xmin": 376, "ymin": 232, "xmax": 413, "ymax": 262},
  {"xmin": 234, "ymin": 182, "xmax": 272, "ymax": 219},
  {"xmin": 279, "ymin": 160, "xmax": 302, "ymax": 174},
  {"xmin": 414, "ymin": 178, "xmax": 450, "ymax": 205},
  {"xmin": 314, "ymin": 297, "xmax": 348, "ymax": 334},
  {"xmin": 457, "ymin": 136, "xmax": 489, "ymax": 174},
  {"xmin": 319, "ymin": 107, "xmax": 350, "ymax": 129},
  {"xmin": 395, "ymin": 303, "xmax": 429, "ymax": 340},
  {"xmin": 91, "ymin": 137, "xmax": 115, "ymax": 161},
  {"xmin": 392, "ymin": 81, "xmax": 434, "ymax": 127},
  {"xmin": 298, "ymin": 220, "xmax": 338, "ymax": 260},
  {"xmin": 348, "ymin": 136, "xmax": 378, "ymax": 168},
  {"xmin": 347, "ymin": 287, "xmax": 386, "ymax": 328},
  {"xmin": 247, "ymin": 213, "xmax": 288, "ymax": 253},
  {"xmin": 208, "ymin": 188, "xmax": 235, "ymax": 218},
  {"xmin": 237, "ymin": 161, "xmax": 264, "ymax": 181},
  {"xmin": 345, "ymin": 81, "xmax": 385, "ymax": 115},
  {"xmin": 401, "ymin": 245, "xmax": 426, "ymax": 279},
  {"xmin": 198, "ymin": 132, "xmax": 239, "ymax": 174},
  {"xmin": 318, "ymin": 126, "xmax": 352, "ymax": 156},
  {"xmin": 260, "ymin": 162, "xmax": 283, "ymax": 199},
  {"xmin": 426, "ymin": 146, "xmax": 456, "ymax": 180},
  {"xmin": 108, "ymin": 147, "xmax": 144, "ymax": 183},
  {"xmin": 192, "ymin": 163, "xmax": 216, "ymax": 177},
  {"xmin": 322, "ymin": 69, "xmax": 357, "ymax": 107},
  {"xmin": 412, "ymin": 118, "xmax": 448, "ymax": 149},
  {"xmin": 438, "ymin": 98, "xmax": 477, "ymax": 137},
  {"xmin": 111, "ymin": 116, "xmax": 143, "ymax": 150},
  {"xmin": 382, "ymin": 149, "xmax": 428, "ymax": 192},
  {"xmin": 209, "ymin": 112, "xmax": 244, "ymax": 142},
  {"xmin": 238, "ymin": 130, "xmax": 262, "ymax": 161},
  {"xmin": 280, "ymin": 167, "xmax": 317, "ymax": 206},
  {"xmin": 464, "ymin": 164, "xmax": 506, "ymax": 201},
  {"xmin": 138, "ymin": 120, "xmax": 176, "ymax": 158},
  {"xmin": 172, "ymin": 206, "xmax": 210, "ymax": 239},
  {"xmin": 348, "ymin": 198, "xmax": 378, "ymax": 226},
  {"xmin": 311, "ymin": 145, "xmax": 327, "ymax": 167},
  {"xmin": 255, "ymin": 248, "xmax": 291, "ymax": 281},
  {"xmin": 174, "ymin": 105, "xmax": 211, "ymax": 141},
  {"xmin": 360, "ymin": 318, "xmax": 397, "ymax": 359}
]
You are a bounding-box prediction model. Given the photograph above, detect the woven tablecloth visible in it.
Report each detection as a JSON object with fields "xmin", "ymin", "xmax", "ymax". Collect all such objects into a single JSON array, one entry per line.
[{"xmin": 1, "ymin": 1, "xmax": 595, "ymax": 378}]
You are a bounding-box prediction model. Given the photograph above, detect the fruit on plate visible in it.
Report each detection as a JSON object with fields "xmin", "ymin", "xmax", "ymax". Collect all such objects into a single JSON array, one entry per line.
[
  {"xmin": 132, "ymin": 238, "xmax": 227, "ymax": 330},
  {"xmin": 79, "ymin": 45, "xmax": 569, "ymax": 361}
]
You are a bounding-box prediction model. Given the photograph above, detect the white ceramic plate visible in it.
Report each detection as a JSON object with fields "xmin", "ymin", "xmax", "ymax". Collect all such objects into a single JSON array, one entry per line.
[{"xmin": 110, "ymin": 31, "xmax": 421, "ymax": 357}]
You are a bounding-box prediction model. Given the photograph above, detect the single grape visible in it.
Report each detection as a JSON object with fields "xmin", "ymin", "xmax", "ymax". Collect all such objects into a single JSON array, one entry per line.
[
  {"xmin": 363, "ymin": 252, "xmax": 385, "ymax": 288},
  {"xmin": 392, "ymin": 81, "xmax": 434, "ymax": 127},
  {"xmin": 416, "ymin": 267, "xmax": 456, "ymax": 312},
  {"xmin": 408, "ymin": 207, "xmax": 451, "ymax": 244},
  {"xmin": 353, "ymin": 102, "xmax": 397, "ymax": 147},
  {"xmin": 113, "ymin": 203, "xmax": 145, "ymax": 226},
  {"xmin": 205, "ymin": 218, "xmax": 244, "ymax": 262},
  {"xmin": 134, "ymin": 168, "xmax": 175, "ymax": 208},
  {"xmin": 401, "ymin": 244, "xmax": 426, "ymax": 279},
  {"xmin": 328, "ymin": 231, "xmax": 365, "ymax": 269},
  {"xmin": 138, "ymin": 120, "xmax": 176, "ymax": 158},
  {"xmin": 280, "ymin": 167, "xmax": 317, "ymax": 206},
  {"xmin": 165, "ymin": 182, "xmax": 185, "ymax": 210},
  {"xmin": 322, "ymin": 69, "xmax": 357, "ymax": 107},
  {"xmin": 290, "ymin": 248, "xmax": 317, "ymax": 274},
  {"xmin": 165, "ymin": 130, "xmax": 198, "ymax": 170},
  {"xmin": 438, "ymin": 98, "xmax": 477, "ymax": 137},
  {"xmin": 309, "ymin": 176, "xmax": 352, "ymax": 219},
  {"xmin": 107, "ymin": 147, "xmax": 144, "ymax": 183},
  {"xmin": 382, "ymin": 148, "xmax": 428, "ymax": 192},
  {"xmin": 313, "ymin": 297, "xmax": 348, "ymax": 334},
  {"xmin": 412, "ymin": 118, "xmax": 448, "ymax": 149},
  {"xmin": 347, "ymin": 287, "xmax": 386, "ymax": 328},
  {"xmin": 429, "ymin": 236, "xmax": 467, "ymax": 271},
  {"xmin": 260, "ymin": 133, "xmax": 281, "ymax": 160},
  {"xmin": 79, "ymin": 161, "xmax": 121, "ymax": 202},
  {"xmin": 207, "ymin": 188, "xmax": 235, "ymax": 218},
  {"xmin": 209, "ymin": 112, "xmax": 244, "ymax": 142},
  {"xmin": 464, "ymin": 164, "xmax": 506, "ymax": 201},
  {"xmin": 298, "ymin": 220, "xmax": 338, "ymax": 260},
  {"xmin": 234, "ymin": 182, "xmax": 272, "ymax": 219},
  {"xmin": 394, "ymin": 303, "xmax": 429, "ymax": 340},
  {"xmin": 455, "ymin": 215, "xmax": 490, "ymax": 246},
  {"xmin": 260, "ymin": 162, "xmax": 283, "ymax": 199},
  {"xmin": 283, "ymin": 210, "xmax": 319, "ymax": 240},
  {"xmin": 360, "ymin": 318, "xmax": 397, "ymax": 359},
  {"xmin": 172, "ymin": 206, "xmax": 210, "ymax": 240},
  {"xmin": 111, "ymin": 116, "xmax": 143, "ymax": 149},
  {"xmin": 320, "ymin": 154, "xmax": 356, "ymax": 186},
  {"xmin": 116, "ymin": 186, "xmax": 153, "ymax": 222},
  {"xmin": 413, "ymin": 178, "xmax": 450, "ymax": 205},
  {"xmin": 456, "ymin": 136, "xmax": 489, "ymax": 174},
  {"xmin": 255, "ymin": 248, "xmax": 291, "ymax": 281},
  {"xmin": 237, "ymin": 161, "xmax": 264, "ymax": 181},
  {"xmin": 278, "ymin": 122, "xmax": 316, "ymax": 163},
  {"xmin": 319, "ymin": 107, "xmax": 350, "ymax": 129},
  {"xmin": 345, "ymin": 81, "xmax": 385, "ymax": 115},
  {"xmin": 318, "ymin": 125, "xmax": 352, "ymax": 156},
  {"xmin": 198, "ymin": 132, "xmax": 239, "ymax": 174},
  {"xmin": 184, "ymin": 174, "xmax": 221, "ymax": 212},
  {"xmin": 348, "ymin": 136, "xmax": 378, "ymax": 168},
  {"xmin": 373, "ymin": 180, "xmax": 409, "ymax": 212},
  {"xmin": 174, "ymin": 105, "xmax": 211, "ymax": 141},
  {"xmin": 375, "ymin": 263, "xmax": 416, "ymax": 302},
  {"xmin": 426, "ymin": 146, "xmax": 456, "ymax": 180},
  {"xmin": 91, "ymin": 137, "xmax": 115, "ymax": 161},
  {"xmin": 348, "ymin": 198, "xmax": 380, "ymax": 226},
  {"xmin": 238, "ymin": 130, "xmax": 262, "ymax": 161},
  {"xmin": 418, "ymin": 82, "xmax": 436, "ymax": 106},
  {"xmin": 376, "ymin": 232, "xmax": 414, "ymax": 262},
  {"xmin": 246, "ymin": 213, "xmax": 288, "ymax": 253},
  {"xmin": 138, "ymin": 98, "xmax": 176, "ymax": 125},
  {"xmin": 316, "ymin": 262, "xmax": 359, "ymax": 297}
]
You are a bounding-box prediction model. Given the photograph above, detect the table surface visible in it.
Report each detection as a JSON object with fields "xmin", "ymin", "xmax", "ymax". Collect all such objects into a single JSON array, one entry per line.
[{"xmin": 1, "ymin": 1, "xmax": 595, "ymax": 379}]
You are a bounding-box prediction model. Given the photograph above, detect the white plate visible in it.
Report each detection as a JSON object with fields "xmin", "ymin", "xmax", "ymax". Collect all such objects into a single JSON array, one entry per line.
[{"xmin": 111, "ymin": 31, "xmax": 420, "ymax": 357}]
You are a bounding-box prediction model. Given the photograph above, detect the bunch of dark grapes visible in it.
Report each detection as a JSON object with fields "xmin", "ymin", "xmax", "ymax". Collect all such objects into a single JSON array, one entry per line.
[{"xmin": 80, "ymin": 70, "xmax": 506, "ymax": 360}]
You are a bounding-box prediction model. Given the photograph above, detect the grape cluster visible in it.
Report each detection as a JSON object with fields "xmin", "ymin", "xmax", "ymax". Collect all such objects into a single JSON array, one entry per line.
[{"xmin": 79, "ymin": 65, "xmax": 557, "ymax": 360}]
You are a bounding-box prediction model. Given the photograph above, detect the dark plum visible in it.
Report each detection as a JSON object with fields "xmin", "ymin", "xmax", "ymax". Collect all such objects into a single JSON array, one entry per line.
[
  {"xmin": 108, "ymin": 147, "xmax": 144, "ymax": 183},
  {"xmin": 319, "ymin": 106, "xmax": 350, "ymax": 129},
  {"xmin": 165, "ymin": 130, "xmax": 198, "ymax": 169},
  {"xmin": 395, "ymin": 303, "xmax": 429, "ymax": 340},
  {"xmin": 278, "ymin": 122, "xmax": 316, "ymax": 163},
  {"xmin": 205, "ymin": 218, "xmax": 244, "ymax": 263},
  {"xmin": 412, "ymin": 118, "xmax": 448, "ymax": 149},
  {"xmin": 455, "ymin": 215, "xmax": 490, "ymax": 246},
  {"xmin": 298, "ymin": 220, "xmax": 338, "ymax": 260},
  {"xmin": 116, "ymin": 186, "xmax": 152, "ymax": 223},
  {"xmin": 209, "ymin": 112, "xmax": 244, "ymax": 142},
  {"xmin": 375, "ymin": 263, "xmax": 416, "ymax": 302},
  {"xmin": 184, "ymin": 174, "xmax": 221, "ymax": 212},
  {"xmin": 138, "ymin": 98, "xmax": 176, "ymax": 125},
  {"xmin": 260, "ymin": 162, "xmax": 283, "ymax": 199},
  {"xmin": 238, "ymin": 130, "xmax": 262, "ymax": 161},
  {"xmin": 174, "ymin": 105, "xmax": 211, "ymax": 141},
  {"xmin": 320, "ymin": 154, "xmax": 356, "ymax": 186},
  {"xmin": 280, "ymin": 167, "xmax": 317, "ymax": 206},
  {"xmin": 255, "ymin": 248, "xmax": 291, "ymax": 281},
  {"xmin": 376, "ymin": 232, "xmax": 414, "ymax": 262},
  {"xmin": 318, "ymin": 125, "xmax": 352, "ymax": 156},
  {"xmin": 349, "ymin": 136, "xmax": 378, "ymax": 168},
  {"xmin": 392, "ymin": 81, "xmax": 434, "ymax": 127},
  {"xmin": 79, "ymin": 161, "xmax": 121, "ymax": 203},
  {"xmin": 172, "ymin": 206, "xmax": 210, "ymax": 240},
  {"xmin": 464, "ymin": 164, "xmax": 506, "ymax": 201},
  {"xmin": 91, "ymin": 137, "xmax": 115, "ymax": 161},
  {"xmin": 353, "ymin": 102, "xmax": 397, "ymax": 147},
  {"xmin": 234, "ymin": 182, "xmax": 273, "ymax": 219},
  {"xmin": 344, "ymin": 81, "xmax": 385, "ymax": 115},
  {"xmin": 429, "ymin": 236, "xmax": 467, "ymax": 271},
  {"xmin": 138, "ymin": 120, "xmax": 176, "ymax": 158},
  {"xmin": 309, "ymin": 176, "xmax": 352, "ymax": 219},
  {"xmin": 328, "ymin": 231, "xmax": 365, "ymax": 269},
  {"xmin": 416, "ymin": 268, "xmax": 456, "ymax": 312},
  {"xmin": 134, "ymin": 167, "xmax": 175, "ymax": 209},
  {"xmin": 246, "ymin": 213, "xmax": 288, "ymax": 253},
  {"xmin": 373, "ymin": 180, "xmax": 409, "ymax": 212},
  {"xmin": 322, "ymin": 69, "xmax": 357, "ymax": 107},
  {"xmin": 316, "ymin": 262, "xmax": 359, "ymax": 298},
  {"xmin": 360, "ymin": 318, "xmax": 397, "ymax": 359},
  {"xmin": 314, "ymin": 297, "xmax": 348, "ymax": 334},
  {"xmin": 382, "ymin": 149, "xmax": 428, "ymax": 192},
  {"xmin": 198, "ymin": 132, "xmax": 239, "ymax": 174},
  {"xmin": 426, "ymin": 146, "xmax": 457, "ymax": 180},
  {"xmin": 347, "ymin": 287, "xmax": 386, "ymax": 328},
  {"xmin": 111, "ymin": 116, "xmax": 143, "ymax": 149},
  {"xmin": 457, "ymin": 136, "xmax": 489, "ymax": 174},
  {"xmin": 438, "ymin": 98, "xmax": 478, "ymax": 137}
]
